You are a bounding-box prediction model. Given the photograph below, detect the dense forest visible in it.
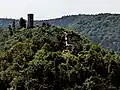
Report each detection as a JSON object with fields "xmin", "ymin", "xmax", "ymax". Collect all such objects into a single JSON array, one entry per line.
[
  {"xmin": 0, "ymin": 25, "xmax": 120, "ymax": 90},
  {"xmin": 39, "ymin": 13, "xmax": 120, "ymax": 54},
  {"xmin": 1, "ymin": 13, "xmax": 120, "ymax": 54}
]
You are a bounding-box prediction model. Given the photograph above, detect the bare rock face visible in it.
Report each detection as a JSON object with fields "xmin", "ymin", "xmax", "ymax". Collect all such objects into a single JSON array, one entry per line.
[{"xmin": 64, "ymin": 31, "xmax": 81, "ymax": 54}]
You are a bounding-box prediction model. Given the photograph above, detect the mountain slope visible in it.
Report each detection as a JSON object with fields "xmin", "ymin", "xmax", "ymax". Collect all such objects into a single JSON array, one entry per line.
[
  {"xmin": 39, "ymin": 13, "xmax": 120, "ymax": 54},
  {"xmin": 0, "ymin": 13, "xmax": 120, "ymax": 54},
  {"xmin": 0, "ymin": 26, "xmax": 120, "ymax": 89}
]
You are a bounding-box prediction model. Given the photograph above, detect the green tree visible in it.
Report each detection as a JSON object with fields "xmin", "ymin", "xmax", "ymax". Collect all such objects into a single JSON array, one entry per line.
[{"xmin": 19, "ymin": 17, "xmax": 26, "ymax": 28}]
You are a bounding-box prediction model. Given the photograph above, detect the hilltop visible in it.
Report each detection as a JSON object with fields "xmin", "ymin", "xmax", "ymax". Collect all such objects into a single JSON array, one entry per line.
[
  {"xmin": 39, "ymin": 13, "xmax": 120, "ymax": 54},
  {"xmin": 0, "ymin": 13, "xmax": 120, "ymax": 54},
  {"xmin": 0, "ymin": 26, "xmax": 120, "ymax": 89}
]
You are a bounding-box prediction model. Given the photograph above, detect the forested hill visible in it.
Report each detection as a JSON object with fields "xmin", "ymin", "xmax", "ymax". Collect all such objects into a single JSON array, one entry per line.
[
  {"xmin": 0, "ymin": 18, "xmax": 14, "ymax": 28},
  {"xmin": 39, "ymin": 13, "xmax": 120, "ymax": 54},
  {"xmin": 0, "ymin": 18, "xmax": 19, "ymax": 28},
  {"xmin": 1, "ymin": 26, "xmax": 120, "ymax": 89},
  {"xmin": 1, "ymin": 13, "xmax": 120, "ymax": 54}
]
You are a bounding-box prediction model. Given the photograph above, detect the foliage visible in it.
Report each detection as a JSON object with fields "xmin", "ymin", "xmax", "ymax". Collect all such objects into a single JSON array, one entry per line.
[
  {"xmin": 38, "ymin": 13, "xmax": 120, "ymax": 54},
  {"xmin": 19, "ymin": 17, "xmax": 26, "ymax": 28},
  {"xmin": 0, "ymin": 25, "xmax": 120, "ymax": 89},
  {"xmin": 1, "ymin": 13, "xmax": 120, "ymax": 54}
]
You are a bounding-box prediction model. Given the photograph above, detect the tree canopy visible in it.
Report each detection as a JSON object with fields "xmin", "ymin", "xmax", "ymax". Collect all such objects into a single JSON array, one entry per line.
[{"xmin": 0, "ymin": 25, "xmax": 120, "ymax": 90}]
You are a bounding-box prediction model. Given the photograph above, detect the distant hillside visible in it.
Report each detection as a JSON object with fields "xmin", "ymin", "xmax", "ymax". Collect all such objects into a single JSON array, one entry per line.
[
  {"xmin": 1, "ymin": 13, "xmax": 120, "ymax": 54},
  {"xmin": 0, "ymin": 18, "xmax": 13, "ymax": 28},
  {"xmin": 39, "ymin": 13, "xmax": 120, "ymax": 54},
  {"xmin": 0, "ymin": 18, "xmax": 19, "ymax": 29}
]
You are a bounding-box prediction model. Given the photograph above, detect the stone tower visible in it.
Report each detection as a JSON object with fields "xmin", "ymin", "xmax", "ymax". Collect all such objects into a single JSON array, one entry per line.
[{"xmin": 27, "ymin": 14, "xmax": 34, "ymax": 28}]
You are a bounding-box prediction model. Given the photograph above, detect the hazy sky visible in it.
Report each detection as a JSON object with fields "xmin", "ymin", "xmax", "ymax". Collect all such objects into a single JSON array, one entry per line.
[{"xmin": 0, "ymin": 0, "xmax": 119, "ymax": 20}]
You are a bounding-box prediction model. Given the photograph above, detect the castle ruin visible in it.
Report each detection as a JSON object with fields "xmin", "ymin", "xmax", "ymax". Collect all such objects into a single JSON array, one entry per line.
[{"xmin": 27, "ymin": 14, "xmax": 34, "ymax": 28}]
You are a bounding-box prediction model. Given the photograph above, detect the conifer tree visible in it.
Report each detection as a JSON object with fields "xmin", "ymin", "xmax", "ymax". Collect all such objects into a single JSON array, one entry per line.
[
  {"xmin": 12, "ymin": 19, "xmax": 15, "ymax": 30},
  {"xmin": 19, "ymin": 17, "xmax": 26, "ymax": 28}
]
